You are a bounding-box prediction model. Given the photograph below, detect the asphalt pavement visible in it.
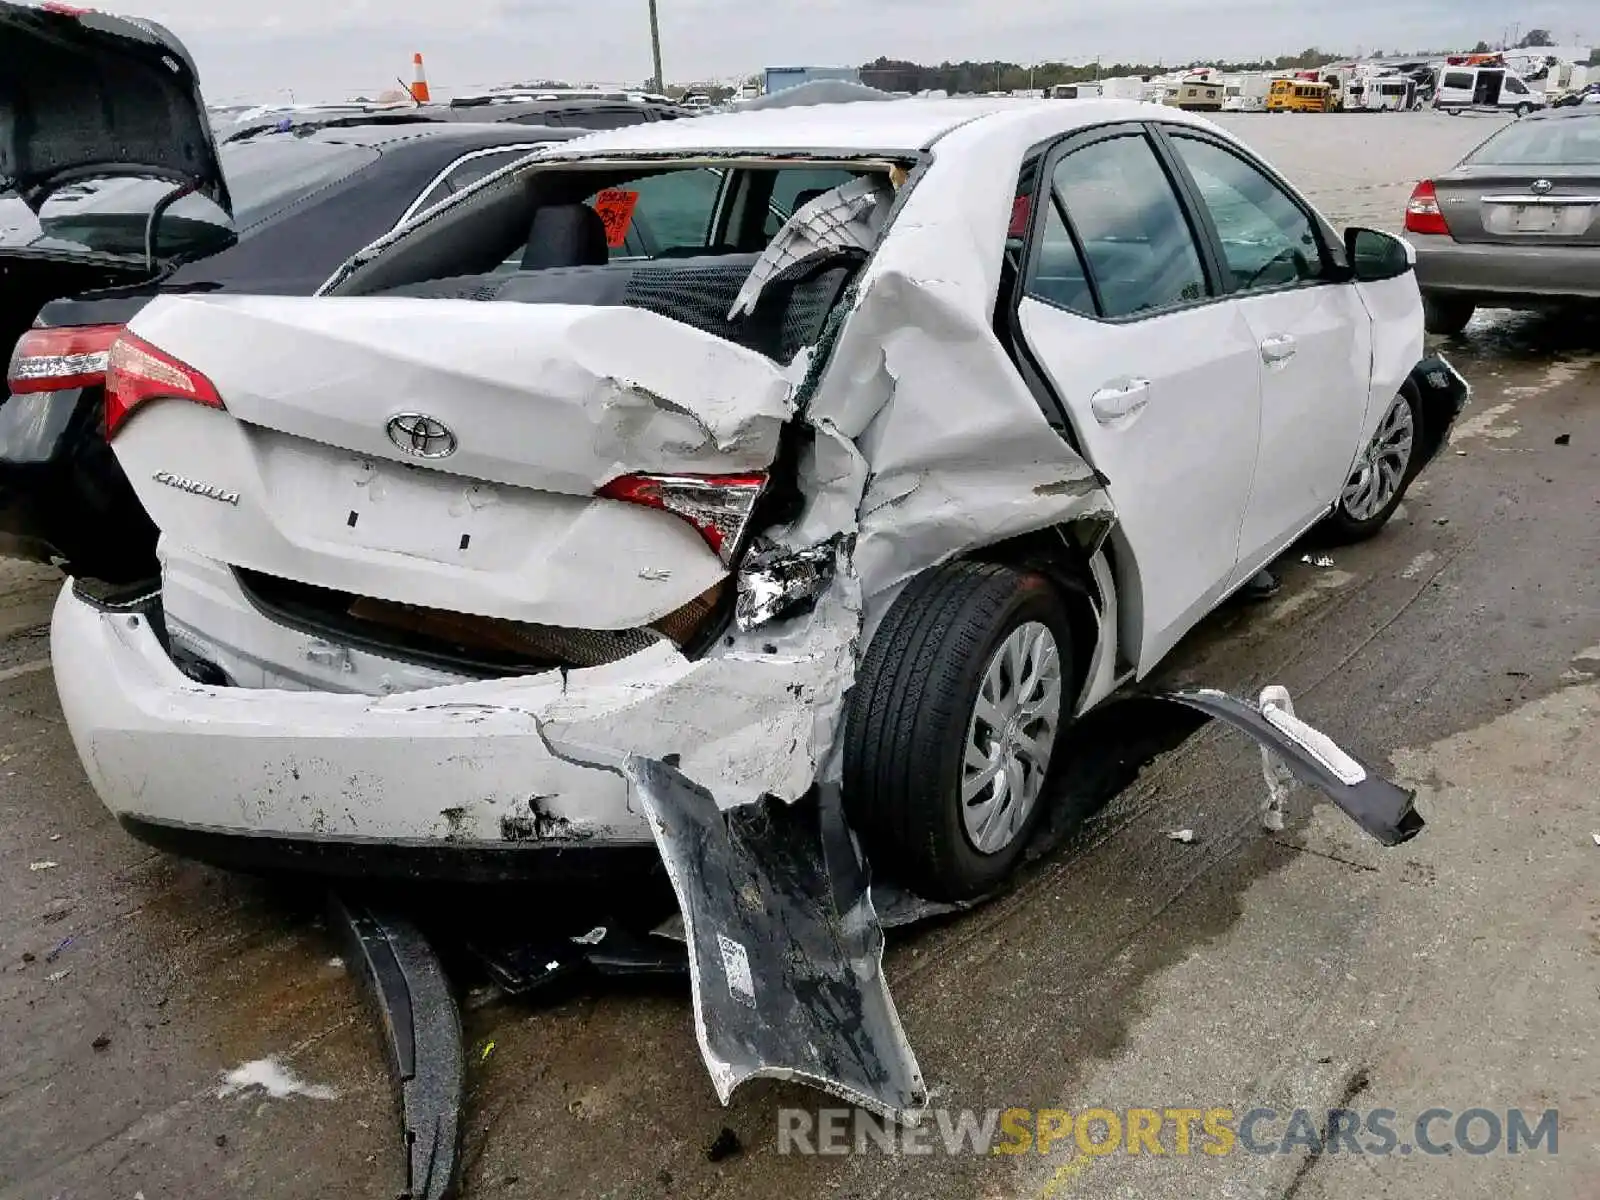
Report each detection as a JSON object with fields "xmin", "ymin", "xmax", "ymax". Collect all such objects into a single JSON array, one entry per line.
[{"xmin": 2, "ymin": 111, "xmax": 1598, "ymax": 1200}]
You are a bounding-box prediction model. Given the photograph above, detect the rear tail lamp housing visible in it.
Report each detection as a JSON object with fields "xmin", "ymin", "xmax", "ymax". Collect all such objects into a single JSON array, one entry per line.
[
  {"xmin": 104, "ymin": 332, "xmax": 224, "ymax": 437},
  {"xmin": 1404, "ymin": 180, "xmax": 1451, "ymax": 236},
  {"xmin": 596, "ymin": 472, "xmax": 767, "ymax": 565},
  {"xmin": 7, "ymin": 324, "xmax": 122, "ymax": 395}
]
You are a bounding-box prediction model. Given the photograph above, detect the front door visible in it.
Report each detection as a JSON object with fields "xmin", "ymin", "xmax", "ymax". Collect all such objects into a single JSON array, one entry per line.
[{"xmin": 1159, "ymin": 129, "xmax": 1370, "ymax": 579}]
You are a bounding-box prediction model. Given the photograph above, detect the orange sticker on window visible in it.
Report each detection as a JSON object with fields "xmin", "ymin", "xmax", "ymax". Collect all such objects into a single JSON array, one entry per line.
[{"xmin": 593, "ymin": 189, "xmax": 640, "ymax": 248}]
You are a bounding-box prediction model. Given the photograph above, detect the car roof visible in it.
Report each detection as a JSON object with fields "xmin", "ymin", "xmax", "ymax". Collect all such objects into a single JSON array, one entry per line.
[
  {"xmin": 230, "ymin": 121, "xmax": 579, "ymax": 150},
  {"xmin": 534, "ymin": 97, "xmax": 1191, "ymax": 158}
]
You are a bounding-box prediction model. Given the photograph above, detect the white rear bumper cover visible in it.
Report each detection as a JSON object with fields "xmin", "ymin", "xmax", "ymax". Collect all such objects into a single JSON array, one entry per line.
[{"xmin": 51, "ymin": 579, "xmax": 843, "ymax": 856}]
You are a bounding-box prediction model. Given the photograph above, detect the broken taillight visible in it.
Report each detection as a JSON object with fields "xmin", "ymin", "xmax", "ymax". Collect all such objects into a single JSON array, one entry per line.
[
  {"xmin": 596, "ymin": 472, "xmax": 768, "ymax": 565},
  {"xmin": 7, "ymin": 324, "xmax": 123, "ymax": 395},
  {"xmin": 104, "ymin": 332, "xmax": 225, "ymax": 438},
  {"xmin": 1404, "ymin": 180, "xmax": 1451, "ymax": 236}
]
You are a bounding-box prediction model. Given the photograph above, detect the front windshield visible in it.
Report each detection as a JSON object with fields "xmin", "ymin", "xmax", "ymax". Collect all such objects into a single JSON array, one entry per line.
[
  {"xmin": 9, "ymin": 136, "xmax": 380, "ymax": 259},
  {"xmin": 1467, "ymin": 116, "xmax": 1600, "ymax": 165}
]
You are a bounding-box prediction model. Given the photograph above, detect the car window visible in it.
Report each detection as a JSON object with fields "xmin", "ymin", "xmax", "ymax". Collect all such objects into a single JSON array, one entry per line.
[
  {"xmin": 1505, "ymin": 77, "xmax": 1528, "ymax": 95},
  {"xmin": 1167, "ymin": 135, "xmax": 1323, "ymax": 292},
  {"xmin": 1443, "ymin": 72, "xmax": 1474, "ymax": 90},
  {"xmin": 410, "ymin": 149, "xmax": 533, "ymax": 218},
  {"xmin": 763, "ymin": 168, "xmax": 860, "ymax": 237},
  {"xmin": 563, "ymin": 108, "xmax": 650, "ymax": 130},
  {"xmin": 1051, "ymin": 133, "xmax": 1208, "ymax": 318},
  {"xmin": 586, "ymin": 168, "xmax": 724, "ymax": 257},
  {"xmin": 1024, "ymin": 197, "xmax": 1095, "ymax": 316},
  {"xmin": 1467, "ymin": 115, "xmax": 1600, "ymax": 164}
]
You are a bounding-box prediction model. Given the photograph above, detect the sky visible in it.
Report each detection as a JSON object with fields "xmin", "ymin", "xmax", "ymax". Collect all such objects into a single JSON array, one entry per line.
[{"xmin": 119, "ymin": 0, "xmax": 1595, "ymax": 103}]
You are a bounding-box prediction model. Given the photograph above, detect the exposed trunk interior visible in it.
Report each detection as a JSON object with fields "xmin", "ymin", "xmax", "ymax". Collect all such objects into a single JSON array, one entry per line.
[
  {"xmin": 0, "ymin": 254, "xmax": 150, "ymax": 366},
  {"xmin": 234, "ymin": 568, "xmax": 728, "ymax": 679}
]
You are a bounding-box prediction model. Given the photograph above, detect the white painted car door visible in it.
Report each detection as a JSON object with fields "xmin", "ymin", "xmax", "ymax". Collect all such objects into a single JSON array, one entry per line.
[
  {"xmin": 1015, "ymin": 129, "xmax": 1262, "ymax": 673},
  {"xmin": 1160, "ymin": 130, "xmax": 1370, "ymax": 579}
]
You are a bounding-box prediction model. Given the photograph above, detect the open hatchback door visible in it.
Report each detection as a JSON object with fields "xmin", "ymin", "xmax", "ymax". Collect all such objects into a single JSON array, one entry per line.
[{"xmin": 0, "ymin": 0, "xmax": 229, "ymax": 214}]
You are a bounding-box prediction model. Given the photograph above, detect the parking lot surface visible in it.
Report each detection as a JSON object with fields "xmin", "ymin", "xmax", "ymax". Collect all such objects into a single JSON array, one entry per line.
[{"xmin": 3, "ymin": 112, "xmax": 1598, "ymax": 1199}]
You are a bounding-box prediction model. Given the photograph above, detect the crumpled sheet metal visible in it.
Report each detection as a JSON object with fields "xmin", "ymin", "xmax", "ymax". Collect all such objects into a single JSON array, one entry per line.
[
  {"xmin": 626, "ymin": 756, "xmax": 926, "ymax": 1121},
  {"xmin": 537, "ymin": 554, "xmax": 863, "ymax": 810}
]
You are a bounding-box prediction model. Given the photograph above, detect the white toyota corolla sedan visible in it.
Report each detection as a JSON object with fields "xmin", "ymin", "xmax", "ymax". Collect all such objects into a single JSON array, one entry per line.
[{"xmin": 51, "ymin": 93, "xmax": 1465, "ymax": 902}]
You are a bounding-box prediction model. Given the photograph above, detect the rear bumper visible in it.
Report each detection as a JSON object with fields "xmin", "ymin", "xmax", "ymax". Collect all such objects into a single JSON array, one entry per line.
[
  {"xmin": 52, "ymin": 573, "xmax": 838, "ymax": 877},
  {"xmin": 52, "ymin": 581, "xmax": 654, "ymax": 866},
  {"xmin": 1411, "ymin": 232, "xmax": 1600, "ymax": 302}
]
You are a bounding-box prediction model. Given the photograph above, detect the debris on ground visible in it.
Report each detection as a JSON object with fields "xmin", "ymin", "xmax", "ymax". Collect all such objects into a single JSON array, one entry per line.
[
  {"xmin": 91, "ymin": 1033, "xmax": 111, "ymax": 1051},
  {"xmin": 21, "ymin": 951, "xmax": 35, "ymax": 964},
  {"xmin": 1592, "ymin": 832, "xmax": 1600, "ymax": 846},
  {"xmin": 706, "ymin": 1127, "xmax": 744, "ymax": 1163},
  {"xmin": 28, "ymin": 861, "xmax": 58, "ymax": 871},
  {"xmin": 45, "ymin": 969, "xmax": 71, "ymax": 982},
  {"xmin": 479, "ymin": 1040, "xmax": 496, "ymax": 1064},
  {"xmin": 217, "ymin": 1058, "xmax": 340, "ymax": 1101},
  {"xmin": 1300, "ymin": 554, "xmax": 1336, "ymax": 569},
  {"xmin": 329, "ymin": 894, "xmax": 462, "ymax": 1200},
  {"xmin": 44, "ymin": 937, "xmax": 73, "ymax": 962},
  {"xmin": 1167, "ymin": 829, "xmax": 1197, "ymax": 844},
  {"xmin": 1554, "ymin": 434, "xmax": 1570, "ymax": 446},
  {"xmin": 1434, "ymin": 517, "xmax": 1450, "ymax": 526}
]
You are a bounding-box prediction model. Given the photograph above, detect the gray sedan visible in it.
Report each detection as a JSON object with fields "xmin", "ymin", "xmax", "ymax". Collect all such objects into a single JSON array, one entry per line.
[{"xmin": 1404, "ymin": 106, "xmax": 1600, "ymax": 334}]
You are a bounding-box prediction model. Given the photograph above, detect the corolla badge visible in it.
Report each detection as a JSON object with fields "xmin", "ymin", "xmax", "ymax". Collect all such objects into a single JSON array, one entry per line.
[
  {"xmin": 1530, "ymin": 179, "xmax": 1554, "ymax": 194},
  {"xmin": 152, "ymin": 471, "xmax": 239, "ymax": 506},
  {"xmin": 386, "ymin": 412, "xmax": 458, "ymax": 458}
]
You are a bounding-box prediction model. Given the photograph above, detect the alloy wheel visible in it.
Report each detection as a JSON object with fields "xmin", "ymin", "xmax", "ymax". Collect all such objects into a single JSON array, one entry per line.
[
  {"xmin": 1340, "ymin": 391, "xmax": 1416, "ymax": 522},
  {"xmin": 960, "ymin": 621, "xmax": 1063, "ymax": 855}
]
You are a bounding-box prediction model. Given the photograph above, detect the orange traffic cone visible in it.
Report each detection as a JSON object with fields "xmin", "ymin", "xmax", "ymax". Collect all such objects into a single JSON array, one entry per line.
[{"xmin": 410, "ymin": 53, "xmax": 431, "ymax": 103}]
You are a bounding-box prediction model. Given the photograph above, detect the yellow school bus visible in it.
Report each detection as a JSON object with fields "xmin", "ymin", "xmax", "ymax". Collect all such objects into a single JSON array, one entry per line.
[{"xmin": 1267, "ymin": 79, "xmax": 1333, "ymax": 112}]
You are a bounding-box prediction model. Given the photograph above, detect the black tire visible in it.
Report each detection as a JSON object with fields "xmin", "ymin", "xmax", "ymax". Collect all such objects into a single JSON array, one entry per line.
[
  {"xmin": 1323, "ymin": 380, "xmax": 1425, "ymax": 544},
  {"xmin": 1423, "ymin": 294, "xmax": 1475, "ymax": 336},
  {"xmin": 1515, "ymin": 103, "xmax": 1532, "ymax": 117},
  {"xmin": 843, "ymin": 562, "xmax": 1076, "ymax": 902}
]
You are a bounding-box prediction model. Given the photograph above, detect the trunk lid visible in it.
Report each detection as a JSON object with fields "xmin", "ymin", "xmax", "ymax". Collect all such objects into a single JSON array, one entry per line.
[
  {"xmin": 112, "ymin": 294, "xmax": 794, "ymax": 631},
  {"xmin": 1435, "ymin": 153, "xmax": 1600, "ymax": 247},
  {"xmin": 0, "ymin": 1, "xmax": 229, "ymax": 215}
]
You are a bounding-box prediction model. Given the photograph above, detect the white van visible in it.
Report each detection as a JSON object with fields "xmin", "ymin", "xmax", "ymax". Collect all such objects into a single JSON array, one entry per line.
[{"xmin": 1435, "ymin": 66, "xmax": 1543, "ymax": 115}]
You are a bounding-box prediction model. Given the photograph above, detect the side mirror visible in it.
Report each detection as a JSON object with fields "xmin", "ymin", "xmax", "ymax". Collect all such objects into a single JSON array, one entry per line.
[{"xmin": 1345, "ymin": 227, "xmax": 1415, "ymax": 282}]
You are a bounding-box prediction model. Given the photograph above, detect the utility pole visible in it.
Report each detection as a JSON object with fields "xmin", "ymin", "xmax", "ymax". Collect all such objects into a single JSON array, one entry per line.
[{"xmin": 647, "ymin": 0, "xmax": 664, "ymax": 93}]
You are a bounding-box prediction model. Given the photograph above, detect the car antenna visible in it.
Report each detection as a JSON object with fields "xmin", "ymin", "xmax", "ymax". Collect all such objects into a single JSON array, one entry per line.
[{"xmin": 144, "ymin": 181, "xmax": 199, "ymax": 270}]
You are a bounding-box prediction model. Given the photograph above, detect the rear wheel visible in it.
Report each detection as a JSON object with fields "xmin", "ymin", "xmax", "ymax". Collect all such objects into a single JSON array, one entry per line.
[
  {"xmin": 1423, "ymin": 294, "xmax": 1475, "ymax": 336},
  {"xmin": 843, "ymin": 563, "xmax": 1075, "ymax": 902},
  {"xmin": 1324, "ymin": 381, "xmax": 1422, "ymax": 544},
  {"xmin": 1515, "ymin": 102, "xmax": 1533, "ymax": 117}
]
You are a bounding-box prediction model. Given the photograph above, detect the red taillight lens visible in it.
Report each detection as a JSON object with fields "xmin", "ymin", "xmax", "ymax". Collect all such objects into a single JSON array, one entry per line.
[
  {"xmin": 7, "ymin": 324, "xmax": 123, "ymax": 395},
  {"xmin": 104, "ymin": 332, "xmax": 225, "ymax": 438},
  {"xmin": 596, "ymin": 472, "xmax": 768, "ymax": 565},
  {"xmin": 1404, "ymin": 180, "xmax": 1450, "ymax": 236}
]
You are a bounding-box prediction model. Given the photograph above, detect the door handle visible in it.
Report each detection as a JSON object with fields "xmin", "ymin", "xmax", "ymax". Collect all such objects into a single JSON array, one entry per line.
[
  {"xmin": 1260, "ymin": 334, "xmax": 1297, "ymax": 364},
  {"xmin": 1090, "ymin": 379, "xmax": 1151, "ymax": 423}
]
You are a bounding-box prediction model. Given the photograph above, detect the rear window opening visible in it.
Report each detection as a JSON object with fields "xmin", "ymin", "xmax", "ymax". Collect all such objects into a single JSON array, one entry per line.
[
  {"xmin": 354, "ymin": 158, "xmax": 905, "ymax": 362},
  {"xmin": 232, "ymin": 569, "xmax": 729, "ymax": 679}
]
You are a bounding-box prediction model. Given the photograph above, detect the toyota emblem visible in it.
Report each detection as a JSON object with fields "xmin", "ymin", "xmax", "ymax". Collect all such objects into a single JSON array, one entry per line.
[
  {"xmin": 386, "ymin": 413, "xmax": 457, "ymax": 458},
  {"xmin": 1530, "ymin": 179, "xmax": 1554, "ymax": 194}
]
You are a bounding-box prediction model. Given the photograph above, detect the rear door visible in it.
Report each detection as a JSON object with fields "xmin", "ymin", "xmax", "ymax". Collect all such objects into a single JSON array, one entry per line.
[
  {"xmin": 1158, "ymin": 127, "xmax": 1370, "ymax": 575},
  {"xmin": 1014, "ymin": 125, "xmax": 1262, "ymax": 672}
]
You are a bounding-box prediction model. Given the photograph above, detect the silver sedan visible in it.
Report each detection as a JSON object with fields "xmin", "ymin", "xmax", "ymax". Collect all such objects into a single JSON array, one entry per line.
[{"xmin": 1404, "ymin": 106, "xmax": 1600, "ymax": 334}]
